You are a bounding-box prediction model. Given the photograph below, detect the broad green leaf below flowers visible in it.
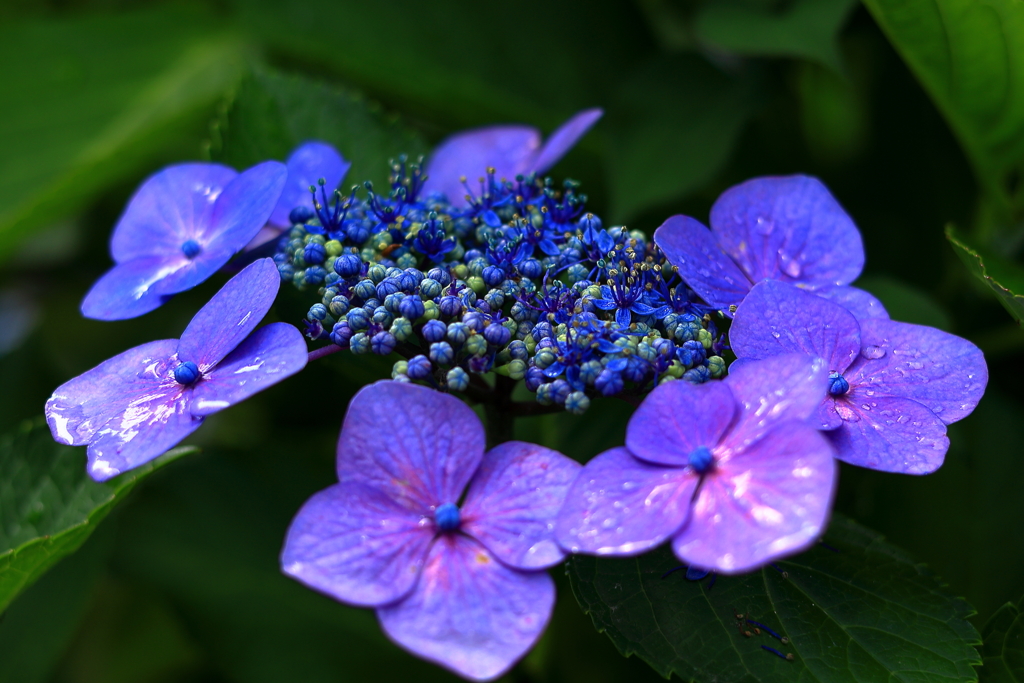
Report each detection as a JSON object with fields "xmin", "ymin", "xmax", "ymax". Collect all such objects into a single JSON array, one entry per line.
[
  {"xmin": 0, "ymin": 421, "xmax": 195, "ymax": 614},
  {"xmin": 567, "ymin": 514, "xmax": 980, "ymax": 682},
  {"xmin": 947, "ymin": 225, "xmax": 1024, "ymax": 324},
  {"xmin": 980, "ymin": 594, "xmax": 1024, "ymax": 682},
  {"xmin": 863, "ymin": 0, "xmax": 1024, "ymax": 221},
  {"xmin": 0, "ymin": 4, "xmax": 246, "ymax": 264},
  {"xmin": 210, "ymin": 67, "xmax": 429, "ymax": 194}
]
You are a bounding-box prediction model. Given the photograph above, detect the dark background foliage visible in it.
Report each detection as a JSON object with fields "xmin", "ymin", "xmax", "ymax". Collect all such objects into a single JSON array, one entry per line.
[{"xmin": 1, "ymin": 0, "xmax": 1023, "ymax": 681}]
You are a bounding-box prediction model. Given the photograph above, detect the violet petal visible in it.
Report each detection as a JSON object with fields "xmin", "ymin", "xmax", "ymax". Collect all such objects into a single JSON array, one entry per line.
[
  {"xmin": 816, "ymin": 285, "xmax": 889, "ymax": 320},
  {"xmin": 377, "ymin": 534, "xmax": 554, "ymax": 682},
  {"xmin": 625, "ymin": 380, "xmax": 737, "ymax": 467},
  {"xmin": 177, "ymin": 258, "xmax": 281, "ymax": 371},
  {"xmin": 827, "ymin": 395, "xmax": 949, "ymax": 474},
  {"xmin": 672, "ymin": 421, "xmax": 836, "ymax": 574},
  {"xmin": 337, "ymin": 381, "xmax": 485, "ymax": 510},
  {"xmin": 653, "ymin": 215, "xmax": 751, "ymax": 310},
  {"xmin": 80, "ymin": 257, "xmax": 185, "ymax": 320},
  {"xmin": 710, "ymin": 175, "xmax": 863, "ymax": 288},
  {"xmin": 422, "ymin": 126, "xmax": 541, "ymax": 205},
  {"xmin": 269, "ymin": 141, "xmax": 350, "ymax": 227},
  {"xmin": 280, "ymin": 482, "xmax": 435, "ymax": 607},
  {"xmin": 530, "ymin": 108, "xmax": 603, "ymax": 174},
  {"xmin": 848, "ymin": 318, "xmax": 988, "ymax": 424},
  {"xmin": 190, "ymin": 322, "xmax": 307, "ymax": 416},
  {"xmin": 109, "ymin": 163, "xmax": 236, "ymax": 263},
  {"xmin": 731, "ymin": 280, "xmax": 861, "ymax": 374},
  {"xmin": 460, "ymin": 441, "xmax": 581, "ymax": 570},
  {"xmin": 555, "ymin": 447, "xmax": 695, "ymax": 556}
]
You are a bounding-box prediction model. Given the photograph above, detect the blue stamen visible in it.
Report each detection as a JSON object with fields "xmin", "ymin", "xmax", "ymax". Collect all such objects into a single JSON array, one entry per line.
[
  {"xmin": 761, "ymin": 645, "xmax": 794, "ymax": 661},
  {"xmin": 181, "ymin": 239, "xmax": 201, "ymax": 259},
  {"xmin": 173, "ymin": 360, "xmax": 200, "ymax": 385},
  {"xmin": 747, "ymin": 619, "xmax": 783, "ymax": 640},
  {"xmin": 688, "ymin": 445, "xmax": 714, "ymax": 473},
  {"xmin": 434, "ymin": 502, "xmax": 460, "ymax": 532},
  {"xmin": 828, "ymin": 371, "xmax": 850, "ymax": 396}
]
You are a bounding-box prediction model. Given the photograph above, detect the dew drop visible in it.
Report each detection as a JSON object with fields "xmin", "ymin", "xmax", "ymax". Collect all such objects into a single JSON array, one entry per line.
[
  {"xmin": 755, "ymin": 217, "xmax": 775, "ymax": 235},
  {"xmin": 782, "ymin": 259, "xmax": 802, "ymax": 278},
  {"xmin": 861, "ymin": 345, "xmax": 885, "ymax": 360}
]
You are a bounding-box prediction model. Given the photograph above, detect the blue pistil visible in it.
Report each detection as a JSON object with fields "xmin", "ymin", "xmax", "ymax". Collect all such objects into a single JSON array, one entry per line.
[
  {"xmin": 828, "ymin": 371, "xmax": 850, "ymax": 396},
  {"xmin": 173, "ymin": 360, "xmax": 200, "ymax": 385},
  {"xmin": 434, "ymin": 502, "xmax": 461, "ymax": 532},
  {"xmin": 688, "ymin": 445, "xmax": 714, "ymax": 474},
  {"xmin": 181, "ymin": 239, "xmax": 201, "ymax": 259}
]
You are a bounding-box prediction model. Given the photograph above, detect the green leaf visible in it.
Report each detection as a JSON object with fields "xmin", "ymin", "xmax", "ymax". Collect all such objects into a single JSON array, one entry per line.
[
  {"xmin": 608, "ymin": 54, "xmax": 757, "ymax": 221},
  {"xmin": 0, "ymin": 5, "xmax": 246, "ymax": 263},
  {"xmin": 946, "ymin": 225, "xmax": 1024, "ymax": 324},
  {"xmin": 862, "ymin": 0, "xmax": 1024, "ymax": 218},
  {"xmin": 857, "ymin": 274, "xmax": 953, "ymax": 330},
  {"xmin": 567, "ymin": 514, "xmax": 980, "ymax": 682},
  {"xmin": 0, "ymin": 420, "xmax": 195, "ymax": 613},
  {"xmin": 211, "ymin": 67, "xmax": 429, "ymax": 192},
  {"xmin": 980, "ymin": 595, "xmax": 1024, "ymax": 682}
]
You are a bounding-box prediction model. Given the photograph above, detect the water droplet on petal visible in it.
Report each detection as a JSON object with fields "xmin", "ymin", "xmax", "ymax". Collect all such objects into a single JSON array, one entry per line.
[
  {"xmin": 755, "ymin": 217, "xmax": 774, "ymax": 235},
  {"xmin": 782, "ymin": 259, "xmax": 802, "ymax": 277},
  {"xmin": 861, "ymin": 345, "xmax": 885, "ymax": 360}
]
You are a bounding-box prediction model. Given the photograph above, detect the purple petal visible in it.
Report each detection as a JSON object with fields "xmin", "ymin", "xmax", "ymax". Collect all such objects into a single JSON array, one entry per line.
[
  {"xmin": 190, "ymin": 323, "xmax": 307, "ymax": 416},
  {"xmin": 80, "ymin": 257, "xmax": 185, "ymax": 320},
  {"xmin": 847, "ymin": 319, "xmax": 988, "ymax": 424},
  {"xmin": 46, "ymin": 339, "xmax": 179, "ymax": 446},
  {"xmin": 731, "ymin": 280, "xmax": 861, "ymax": 374},
  {"xmin": 109, "ymin": 163, "xmax": 237, "ymax": 263},
  {"xmin": 654, "ymin": 215, "xmax": 752, "ymax": 310},
  {"xmin": 177, "ymin": 259, "xmax": 281, "ymax": 371},
  {"xmin": 423, "ymin": 126, "xmax": 541, "ymax": 205},
  {"xmin": 460, "ymin": 441, "xmax": 581, "ymax": 570},
  {"xmin": 724, "ymin": 353, "xmax": 829, "ymax": 447},
  {"xmin": 377, "ymin": 534, "xmax": 554, "ymax": 682},
  {"xmin": 625, "ymin": 380, "xmax": 737, "ymax": 467},
  {"xmin": 199, "ymin": 160, "xmax": 288, "ymax": 264},
  {"xmin": 530, "ymin": 108, "xmax": 603, "ymax": 174},
  {"xmin": 827, "ymin": 395, "xmax": 949, "ymax": 474},
  {"xmin": 337, "ymin": 381, "xmax": 485, "ymax": 510},
  {"xmin": 709, "ymin": 175, "xmax": 864, "ymax": 288},
  {"xmin": 554, "ymin": 447, "xmax": 695, "ymax": 556},
  {"xmin": 672, "ymin": 422, "xmax": 836, "ymax": 574},
  {"xmin": 270, "ymin": 141, "xmax": 351, "ymax": 227},
  {"xmin": 816, "ymin": 285, "xmax": 889, "ymax": 320},
  {"xmin": 281, "ymin": 482, "xmax": 435, "ymax": 607}
]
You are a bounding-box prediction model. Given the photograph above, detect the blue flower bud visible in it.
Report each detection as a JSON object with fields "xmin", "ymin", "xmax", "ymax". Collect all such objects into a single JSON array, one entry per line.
[
  {"xmin": 674, "ymin": 314, "xmax": 702, "ymax": 342},
  {"xmin": 307, "ymin": 303, "xmax": 328, "ymax": 321},
  {"xmin": 429, "ymin": 341, "xmax": 455, "ymax": 366},
  {"xmin": 623, "ymin": 355, "xmax": 649, "ymax": 383},
  {"xmin": 536, "ymin": 383, "xmax": 555, "ymax": 405},
  {"xmin": 407, "ymin": 355, "xmax": 433, "ymax": 379},
  {"xmin": 398, "ymin": 296, "xmax": 425, "ymax": 320},
  {"xmin": 446, "ymin": 367, "xmax": 469, "ymax": 391},
  {"xmin": 376, "ymin": 278, "xmax": 400, "ymax": 300},
  {"xmin": 422, "ymin": 319, "xmax": 447, "ymax": 343},
  {"xmin": 483, "ymin": 323, "xmax": 512, "ymax": 346},
  {"xmin": 330, "ymin": 320, "xmax": 353, "ymax": 347},
  {"xmin": 688, "ymin": 446, "xmax": 714, "ymax": 473},
  {"xmin": 439, "ymin": 295, "xmax": 463, "ymax": 318},
  {"xmin": 549, "ymin": 379, "xmax": 571, "ymax": 405},
  {"xmin": 707, "ymin": 356, "xmax": 726, "ymax": 378},
  {"xmin": 368, "ymin": 264, "xmax": 387, "ymax": 283},
  {"xmin": 565, "ymin": 391, "xmax": 590, "ymax": 415},
  {"xmin": 372, "ymin": 306, "xmax": 392, "ymax": 327},
  {"xmin": 504, "ymin": 359, "xmax": 527, "ymax": 380},
  {"xmin": 828, "ymin": 371, "xmax": 850, "ymax": 396},
  {"xmin": 420, "ymin": 278, "xmax": 442, "ymax": 299},
  {"xmin": 304, "ymin": 266, "xmax": 327, "ymax": 285},
  {"xmin": 383, "ymin": 292, "xmax": 405, "ymax": 314},
  {"xmin": 507, "ymin": 340, "xmax": 528, "ymax": 361},
  {"xmin": 566, "ymin": 263, "xmax": 588, "ymax": 283},
  {"xmin": 464, "ymin": 334, "xmax": 488, "ymax": 357},
  {"xmin": 534, "ymin": 348, "xmax": 556, "ymax": 369},
  {"xmin": 334, "ymin": 254, "xmax": 363, "ymax": 278},
  {"xmin": 532, "ymin": 322, "xmax": 553, "ymax": 340},
  {"xmin": 371, "ymin": 331, "xmax": 397, "ymax": 355},
  {"xmin": 346, "ymin": 308, "xmax": 369, "ymax": 330},
  {"xmin": 462, "ymin": 311, "xmax": 485, "ymax": 332},
  {"xmin": 525, "ymin": 366, "xmax": 546, "ymax": 392},
  {"xmin": 483, "ymin": 289, "xmax": 505, "ymax": 310},
  {"xmin": 482, "ymin": 265, "xmax": 505, "ymax": 288},
  {"xmin": 683, "ymin": 366, "xmax": 711, "ymax": 384},
  {"xmin": 596, "ymin": 368, "xmax": 624, "ymax": 396},
  {"xmin": 349, "ymin": 332, "xmax": 370, "ymax": 354},
  {"xmin": 434, "ymin": 502, "xmax": 461, "ymax": 532},
  {"xmin": 353, "ymin": 279, "xmax": 376, "ymax": 301},
  {"xmin": 518, "ymin": 258, "xmax": 543, "ymax": 279},
  {"xmin": 446, "ymin": 322, "xmax": 470, "ymax": 346},
  {"xmin": 289, "ymin": 205, "xmax": 314, "ymax": 225},
  {"xmin": 304, "ymin": 242, "xmax": 326, "ymax": 265},
  {"xmin": 580, "ymin": 360, "xmax": 603, "ymax": 385},
  {"xmin": 391, "ymin": 317, "xmax": 413, "ymax": 341},
  {"xmin": 181, "ymin": 239, "xmax": 201, "ymax": 259},
  {"xmin": 426, "ymin": 267, "xmax": 451, "ymax": 286},
  {"xmin": 173, "ymin": 360, "xmax": 200, "ymax": 385}
]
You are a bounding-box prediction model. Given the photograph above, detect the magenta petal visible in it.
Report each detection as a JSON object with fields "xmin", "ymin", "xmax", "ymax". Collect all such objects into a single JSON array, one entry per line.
[
  {"xmin": 110, "ymin": 163, "xmax": 237, "ymax": 263},
  {"xmin": 201, "ymin": 160, "xmax": 288, "ymax": 259},
  {"xmin": 190, "ymin": 323, "xmax": 307, "ymax": 417},
  {"xmin": 710, "ymin": 175, "xmax": 864, "ymax": 287},
  {"xmin": 731, "ymin": 280, "xmax": 861, "ymax": 374},
  {"xmin": 378, "ymin": 535, "xmax": 554, "ymax": 682},
  {"xmin": 848, "ymin": 318, "xmax": 988, "ymax": 424},
  {"xmin": 281, "ymin": 482, "xmax": 434, "ymax": 607},
  {"xmin": 817, "ymin": 285, "xmax": 889, "ymax": 320},
  {"xmin": 177, "ymin": 259, "xmax": 281, "ymax": 371},
  {"xmin": 80, "ymin": 257, "xmax": 187, "ymax": 320},
  {"xmin": 626, "ymin": 380, "xmax": 737, "ymax": 467},
  {"xmin": 337, "ymin": 382, "xmax": 485, "ymax": 509},
  {"xmin": 270, "ymin": 142, "xmax": 350, "ymax": 227},
  {"xmin": 46, "ymin": 339, "xmax": 179, "ymax": 447},
  {"xmin": 829, "ymin": 394, "xmax": 949, "ymax": 474},
  {"xmin": 724, "ymin": 353, "xmax": 828, "ymax": 446},
  {"xmin": 422, "ymin": 126, "xmax": 541, "ymax": 205},
  {"xmin": 555, "ymin": 447, "xmax": 695, "ymax": 556},
  {"xmin": 530, "ymin": 108, "xmax": 603, "ymax": 174},
  {"xmin": 672, "ymin": 422, "xmax": 836, "ymax": 574},
  {"xmin": 85, "ymin": 384, "xmax": 200, "ymax": 481},
  {"xmin": 460, "ymin": 441, "xmax": 581, "ymax": 570},
  {"xmin": 654, "ymin": 215, "xmax": 751, "ymax": 310}
]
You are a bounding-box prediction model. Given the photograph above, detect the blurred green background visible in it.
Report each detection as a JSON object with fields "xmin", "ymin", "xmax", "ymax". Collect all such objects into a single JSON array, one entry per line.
[{"xmin": 2, "ymin": 0, "xmax": 1024, "ymax": 681}]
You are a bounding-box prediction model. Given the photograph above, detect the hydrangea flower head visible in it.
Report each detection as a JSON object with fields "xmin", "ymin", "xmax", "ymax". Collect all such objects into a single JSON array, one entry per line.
[
  {"xmin": 730, "ymin": 279, "xmax": 988, "ymax": 474},
  {"xmin": 556, "ymin": 353, "xmax": 836, "ymax": 574},
  {"xmin": 81, "ymin": 161, "xmax": 287, "ymax": 320},
  {"xmin": 422, "ymin": 108, "xmax": 602, "ymax": 205},
  {"xmin": 654, "ymin": 175, "xmax": 886, "ymax": 319},
  {"xmin": 281, "ymin": 381, "xmax": 580, "ymax": 680},
  {"xmin": 47, "ymin": 258, "xmax": 306, "ymax": 480}
]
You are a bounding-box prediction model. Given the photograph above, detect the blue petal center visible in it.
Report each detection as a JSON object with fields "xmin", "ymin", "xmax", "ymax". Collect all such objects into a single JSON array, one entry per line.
[
  {"xmin": 687, "ymin": 445, "xmax": 714, "ymax": 474},
  {"xmin": 434, "ymin": 502, "xmax": 461, "ymax": 532},
  {"xmin": 828, "ymin": 372, "xmax": 850, "ymax": 396},
  {"xmin": 173, "ymin": 360, "xmax": 201, "ymax": 385},
  {"xmin": 181, "ymin": 239, "xmax": 202, "ymax": 259}
]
